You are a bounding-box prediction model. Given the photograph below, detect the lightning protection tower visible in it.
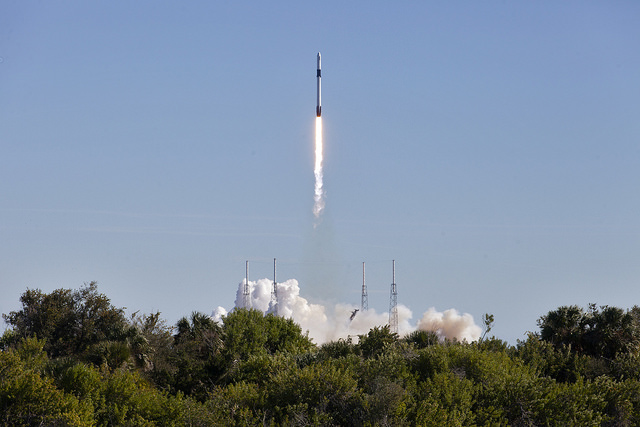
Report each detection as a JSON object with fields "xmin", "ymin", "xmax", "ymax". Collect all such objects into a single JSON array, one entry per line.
[
  {"xmin": 270, "ymin": 258, "xmax": 278, "ymax": 316},
  {"xmin": 361, "ymin": 262, "xmax": 368, "ymax": 311},
  {"xmin": 243, "ymin": 261, "xmax": 251, "ymax": 309},
  {"xmin": 389, "ymin": 260, "xmax": 398, "ymax": 334}
]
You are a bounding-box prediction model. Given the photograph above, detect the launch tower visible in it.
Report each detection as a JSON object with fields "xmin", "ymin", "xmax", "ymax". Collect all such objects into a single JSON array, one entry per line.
[
  {"xmin": 270, "ymin": 258, "xmax": 278, "ymax": 316},
  {"xmin": 389, "ymin": 260, "xmax": 398, "ymax": 334},
  {"xmin": 243, "ymin": 260, "xmax": 251, "ymax": 309},
  {"xmin": 361, "ymin": 262, "xmax": 368, "ymax": 311}
]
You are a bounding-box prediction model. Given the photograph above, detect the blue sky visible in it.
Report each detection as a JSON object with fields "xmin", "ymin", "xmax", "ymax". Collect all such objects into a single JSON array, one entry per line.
[{"xmin": 2, "ymin": 1, "xmax": 639, "ymax": 343}]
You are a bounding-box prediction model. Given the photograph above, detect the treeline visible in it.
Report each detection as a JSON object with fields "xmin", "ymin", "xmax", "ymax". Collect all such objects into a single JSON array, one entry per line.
[{"xmin": 2, "ymin": 283, "xmax": 640, "ymax": 425}]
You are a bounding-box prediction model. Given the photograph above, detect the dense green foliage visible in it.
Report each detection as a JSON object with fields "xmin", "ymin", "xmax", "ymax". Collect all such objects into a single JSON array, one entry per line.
[{"xmin": 3, "ymin": 285, "xmax": 640, "ymax": 425}]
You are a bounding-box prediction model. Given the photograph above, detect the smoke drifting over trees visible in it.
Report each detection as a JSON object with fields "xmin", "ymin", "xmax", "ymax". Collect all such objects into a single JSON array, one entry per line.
[
  {"xmin": 213, "ymin": 277, "xmax": 482, "ymax": 343},
  {"xmin": 418, "ymin": 307, "xmax": 482, "ymax": 343}
]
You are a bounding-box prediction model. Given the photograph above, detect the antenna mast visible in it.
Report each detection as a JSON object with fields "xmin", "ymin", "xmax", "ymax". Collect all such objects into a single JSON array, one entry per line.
[
  {"xmin": 389, "ymin": 260, "xmax": 398, "ymax": 334},
  {"xmin": 270, "ymin": 258, "xmax": 278, "ymax": 316},
  {"xmin": 243, "ymin": 260, "xmax": 251, "ymax": 309},
  {"xmin": 361, "ymin": 262, "xmax": 368, "ymax": 311}
]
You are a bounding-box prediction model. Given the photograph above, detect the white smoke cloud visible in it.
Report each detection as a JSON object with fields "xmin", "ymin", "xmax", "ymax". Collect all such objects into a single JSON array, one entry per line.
[
  {"xmin": 417, "ymin": 307, "xmax": 482, "ymax": 343},
  {"xmin": 212, "ymin": 278, "xmax": 481, "ymax": 344},
  {"xmin": 211, "ymin": 306, "xmax": 227, "ymax": 323}
]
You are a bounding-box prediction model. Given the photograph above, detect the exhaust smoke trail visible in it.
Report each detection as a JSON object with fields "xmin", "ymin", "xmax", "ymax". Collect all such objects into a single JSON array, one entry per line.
[
  {"xmin": 313, "ymin": 116, "xmax": 325, "ymax": 223},
  {"xmin": 313, "ymin": 53, "xmax": 324, "ymax": 225}
]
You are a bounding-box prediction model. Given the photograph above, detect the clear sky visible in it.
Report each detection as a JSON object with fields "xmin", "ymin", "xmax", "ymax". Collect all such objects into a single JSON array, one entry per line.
[{"xmin": 2, "ymin": 1, "xmax": 639, "ymax": 344}]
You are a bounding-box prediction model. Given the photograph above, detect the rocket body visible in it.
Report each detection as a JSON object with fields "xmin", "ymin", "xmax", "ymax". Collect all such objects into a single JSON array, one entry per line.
[{"xmin": 316, "ymin": 53, "xmax": 321, "ymax": 117}]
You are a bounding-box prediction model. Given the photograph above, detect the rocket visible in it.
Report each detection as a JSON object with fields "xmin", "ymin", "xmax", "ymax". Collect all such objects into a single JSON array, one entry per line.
[{"xmin": 316, "ymin": 52, "xmax": 321, "ymax": 117}]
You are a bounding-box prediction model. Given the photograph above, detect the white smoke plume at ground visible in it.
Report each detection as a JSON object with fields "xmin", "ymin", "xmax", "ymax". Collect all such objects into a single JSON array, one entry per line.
[
  {"xmin": 312, "ymin": 117, "xmax": 325, "ymax": 225},
  {"xmin": 212, "ymin": 278, "xmax": 481, "ymax": 344},
  {"xmin": 417, "ymin": 308, "xmax": 482, "ymax": 343}
]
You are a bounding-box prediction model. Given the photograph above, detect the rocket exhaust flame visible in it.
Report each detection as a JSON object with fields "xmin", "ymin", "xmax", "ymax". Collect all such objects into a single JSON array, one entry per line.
[
  {"xmin": 313, "ymin": 116, "xmax": 324, "ymax": 222},
  {"xmin": 313, "ymin": 53, "xmax": 325, "ymax": 223},
  {"xmin": 313, "ymin": 53, "xmax": 324, "ymax": 224}
]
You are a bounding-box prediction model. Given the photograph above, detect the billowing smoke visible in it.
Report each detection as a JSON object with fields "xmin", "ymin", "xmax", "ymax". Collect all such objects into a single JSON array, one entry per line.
[
  {"xmin": 417, "ymin": 308, "xmax": 482, "ymax": 343},
  {"xmin": 212, "ymin": 277, "xmax": 481, "ymax": 344}
]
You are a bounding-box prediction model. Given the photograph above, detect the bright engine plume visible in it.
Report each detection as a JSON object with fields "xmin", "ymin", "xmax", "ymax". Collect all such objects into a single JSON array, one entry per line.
[
  {"xmin": 313, "ymin": 116, "xmax": 325, "ymax": 222},
  {"xmin": 313, "ymin": 53, "xmax": 325, "ymax": 224}
]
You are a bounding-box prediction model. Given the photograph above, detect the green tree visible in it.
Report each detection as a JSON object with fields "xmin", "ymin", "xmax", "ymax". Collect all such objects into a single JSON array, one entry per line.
[
  {"xmin": 412, "ymin": 372, "xmax": 476, "ymax": 426},
  {"xmin": 96, "ymin": 368, "xmax": 184, "ymax": 426},
  {"xmin": 538, "ymin": 305, "xmax": 587, "ymax": 353},
  {"xmin": 597, "ymin": 377, "xmax": 640, "ymax": 425},
  {"xmin": 404, "ymin": 330, "xmax": 439, "ymax": 349},
  {"xmin": 266, "ymin": 361, "xmax": 363, "ymax": 425},
  {"xmin": 206, "ymin": 382, "xmax": 266, "ymax": 425},
  {"xmin": 538, "ymin": 304, "xmax": 640, "ymax": 359},
  {"xmin": 583, "ymin": 304, "xmax": 639, "ymax": 359},
  {"xmin": 174, "ymin": 312, "xmax": 223, "ymax": 359},
  {"xmin": 357, "ymin": 325, "xmax": 398, "ymax": 358},
  {"xmin": 538, "ymin": 379, "xmax": 606, "ymax": 426},
  {"xmin": 130, "ymin": 311, "xmax": 176, "ymax": 385},
  {"xmin": 480, "ymin": 313, "xmax": 495, "ymax": 342},
  {"xmin": 356, "ymin": 343, "xmax": 414, "ymax": 425},
  {"xmin": 515, "ymin": 333, "xmax": 590, "ymax": 383},
  {"xmin": 318, "ymin": 337, "xmax": 355, "ymax": 359},
  {"xmin": 2, "ymin": 283, "xmax": 131, "ymax": 360},
  {"xmin": 0, "ymin": 345, "xmax": 93, "ymax": 426},
  {"xmin": 222, "ymin": 308, "xmax": 314, "ymax": 363},
  {"xmin": 169, "ymin": 311, "xmax": 224, "ymax": 398}
]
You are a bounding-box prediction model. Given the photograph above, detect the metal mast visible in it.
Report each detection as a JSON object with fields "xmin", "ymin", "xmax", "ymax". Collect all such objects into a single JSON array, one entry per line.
[
  {"xmin": 389, "ymin": 260, "xmax": 398, "ymax": 334},
  {"xmin": 361, "ymin": 262, "xmax": 368, "ymax": 311},
  {"xmin": 270, "ymin": 258, "xmax": 278, "ymax": 316},
  {"xmin": 243, "ymin": 260, "xmax": 251, "ymax": 309}
]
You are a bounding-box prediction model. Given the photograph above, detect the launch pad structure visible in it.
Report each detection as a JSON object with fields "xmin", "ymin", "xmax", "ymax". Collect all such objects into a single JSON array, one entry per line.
[
  {"xmin": 389, "ymin": 260, "xmax": 398, "ymax": 334},
  {"xmin": 240, "ymin": 258, "xmax": 399, "ymax": 332},
  {"xmin": 243, "ymin": 261, "xmax": 251, "ymax": 309},
  {"xmin": 271, "ymin": 258, "xmax": 278, "ymax": 316},
  {"xmin": 361, "ymin": 262, "xmax": 368, "ymax": 311}
]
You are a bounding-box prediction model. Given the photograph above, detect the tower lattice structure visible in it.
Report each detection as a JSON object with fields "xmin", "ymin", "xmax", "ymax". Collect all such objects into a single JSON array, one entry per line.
[
  {"xmin": 243, "ymin": 260, "xmax": 251, "ymax": 309},
  {"xmin": 270, "ymin": 258, "xmax": 278, "ymax": 316},
  {"xmin": 389, "ymin": 260, "xmax": 398, "ymax": 334},
  {"xmin": 361, "ymin": 262, "xmax": 368, "ymax": 311}
]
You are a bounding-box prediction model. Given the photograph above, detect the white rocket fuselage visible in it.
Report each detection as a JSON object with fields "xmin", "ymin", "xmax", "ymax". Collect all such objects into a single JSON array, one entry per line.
[{"xmin": 316, "ymin": 53, "xmax": 321, "ymax": 117}]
